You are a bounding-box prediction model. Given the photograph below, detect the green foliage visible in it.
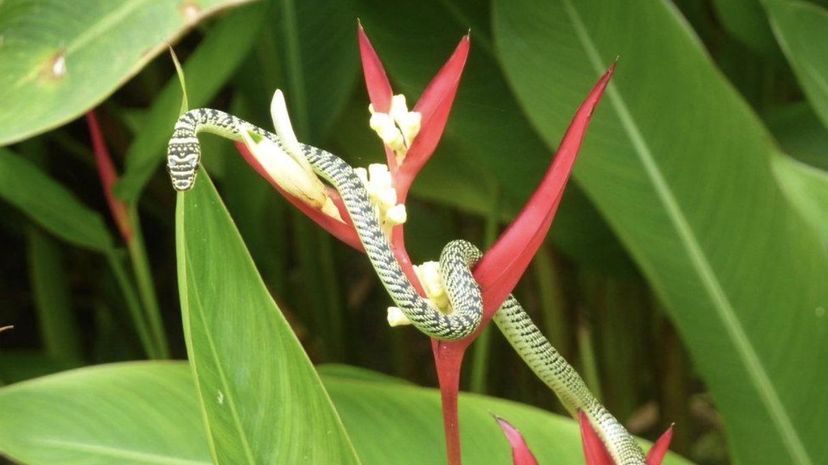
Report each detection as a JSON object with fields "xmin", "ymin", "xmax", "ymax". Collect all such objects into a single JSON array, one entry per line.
[
  {"xmin": 764, "ymin": 0, "xmax": 828, "ymax": 128},
  {"xmin": 0, "ymin": 362, "xmax": 693, "ymax": 465},
  {"xmin": 772, "ymin": 153, "xmax": 828, "ymax": 244},
  {"xmin": 0, "ymin": 1, "xmax": 826, "ymax": 464},
  {"xmin": 116, "ymin": 4, "xmax": 266, "ymax": 202},
  {"xmin": 0, "ymin": 363, "xmax": 211, "ymax": 465},
  {"xmin": 176, "ymin": 170, "xmax": 361, "ymax": 464},
  {"xmin": 0, "ymin": 0, "xmax": 254, "ymax": 146},
  {"xmin": 0, "ymin": 149, "xmax": 113, "ymax": 252},
  {"xmin": 493, "ymin": 1, "xmax": 828, "ymax": 464}
]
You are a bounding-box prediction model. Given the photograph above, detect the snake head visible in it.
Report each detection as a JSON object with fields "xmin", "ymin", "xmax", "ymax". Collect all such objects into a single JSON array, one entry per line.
[{"xmin": 166, "ymin": 139, "xmax": 200, "ymax": 191}]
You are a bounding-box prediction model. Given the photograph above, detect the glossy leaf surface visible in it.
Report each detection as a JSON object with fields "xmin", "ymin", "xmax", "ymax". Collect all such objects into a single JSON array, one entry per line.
[
  {"xmin": 0, "ymin": 362, "xmax": 695, "ymax": 465},
  {"xmin": 494, "ymin": 1, "xmax": 828, "ymax": 464},
  {"xmin": 0, "ymin": 149, "xmax": 113, "ymax": 252},
  {"xmin": 0, "ymin": 0, "xmax": 253, "ymax": 145},
  {"xmin": 176, "ymin": 170, "xmax": 360, "ymax": 465},
  {"xmin": 764, "ymin": 0, "xmax": 828, "ymax": 129},
  {"xmin": 0, "ymin": 363, "xmax": 209, "ymax": 465}
]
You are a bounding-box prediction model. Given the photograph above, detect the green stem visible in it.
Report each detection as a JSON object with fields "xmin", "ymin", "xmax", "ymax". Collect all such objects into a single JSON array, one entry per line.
[
  {"xmin": 106, "ymin": 251, "xmax": 158, "ymax": 359},
  {"xmin": 577, "ymin": 323, "xmax": 603, "ymax": 402},
  {"xmin": 468, "ymin": 326, "xmax": 492, "ymax": 393},
  {"xmin": 534, "ymin": 243, "xmax": 569, "ymax": 355},
  {"xmin": 126, "ymin": 206, "xmax": 169, "ymax": 358},
  {"xmin": 27, "ymin": 227, "xmax": 82, "ymax": 361},
  {"xmin": 317, "ymin": 229, "xmax": 346, "ymax": 360},
  {"xmin": 468, "ymin": 190, "xmax": 500, "ymax": 393},
  {"xmin": 292, "ymin": 212, "xmax": 334, "ymax": 358},
  {"xmin": 279, "ymin": 0, "xmax": 309, "ymax": 138}
]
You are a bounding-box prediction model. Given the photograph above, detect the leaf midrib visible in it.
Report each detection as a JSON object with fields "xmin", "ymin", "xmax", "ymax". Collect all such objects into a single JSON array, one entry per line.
[
  {"xmin": 559, "ymin": 1, "xmax": 811, "ymax": 464},
  {"xmin": 33, "ymin": 437, "xmax": 210, "ymax": 465},
  {"xmin": 12, "ymin": 0, "xmax": 146, "ymax": 89},
  {"xmin": 185, "ymin": 241, "xmax": 258, "ymax": 465}
]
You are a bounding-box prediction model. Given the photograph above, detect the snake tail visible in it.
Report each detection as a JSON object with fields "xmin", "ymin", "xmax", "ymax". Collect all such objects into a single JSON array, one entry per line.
[{"xmin": 494, "ymin": 298, "xmax": 646, "ymax": 464}]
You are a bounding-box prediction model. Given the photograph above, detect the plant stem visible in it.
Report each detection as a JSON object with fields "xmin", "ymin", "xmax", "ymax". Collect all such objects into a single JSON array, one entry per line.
[
  {"xmin": 27, "ymin": 227, "xmax": 82, "ymax": 361},
  {"xmin": 317, "ymin": 229, "xmax": 345, "ymax": 360},
  {"xmin": 468, "ymin": 327, "xmax": 492, "ymax": 393},
  {"xmin": 126, "ymin": 206, "xmax": 169, "ymax": 358},
  {"xmin": 106, "ymin": 250, "xmax": 159, "ymax": 359},
  {"xmin": 468, "ymin": 190, "xmax": 500, "ymax": 393},
  {"xmin": 577, "ymin": 323, "xmax": 603, "ymax": 402},
  {"xmin": 534, "ymin": 243, "xmax": 568, "ymax": 355}
]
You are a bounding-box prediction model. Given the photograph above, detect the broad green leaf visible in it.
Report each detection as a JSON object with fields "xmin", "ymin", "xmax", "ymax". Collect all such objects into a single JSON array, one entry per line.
[
  {"xmin": 263, "ymin": 0, "xmax": 359, "ymax": 144},
  {"xmin": 316, "ymin": 363, "xmax": 412, "ymax": 385},
  {"xmin": 764, "ymin": 0, "xmax": 828, "ymax": 130},
  {"xmin": 116, "ymin": 4, "xmax": 265, "ymax": 202},
  {"xmin": 0, "ymin": 0, "xmax": 253, "ymax": 146},
  {"xmin": 711, "ymin": 0, "xmax": 779, "ymax": 57},
  {"xmin": 176, "ymin": 170, "xmax": 360, "ymax": 465},
  {"xmin": 27, "ymin": 227, "xmax": 81, "ymax": 361},
  {"xmin": 0, "ymin": 363, "xmax": 210, "ymax": 465},
  {"xmin": 771, "ymin": 153, "xmax": 828, "ymax": 244},
  {"xmin": 0, "ymin": 149, "xmax": 113, "ymax": 252},
  {"xmin": 0, "ymin": 362, "xmax": 695, "ymax": 465},
  {"xmin": 494, "ymin": 1, "xmax": 828, "ymax": 465},
  {"xmin": 324, "ymin": 373, "xmax": 691, "ymax": 465},
  {"xmin": 765, "ymin": 102, "xmax": 828, "ymax": 170}
]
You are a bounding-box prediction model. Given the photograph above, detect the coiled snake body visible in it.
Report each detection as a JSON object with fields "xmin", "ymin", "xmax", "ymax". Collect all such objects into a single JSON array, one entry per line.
[{"xmin": 168, "ymin": 108, "xmax": 647, "ymax": 465}]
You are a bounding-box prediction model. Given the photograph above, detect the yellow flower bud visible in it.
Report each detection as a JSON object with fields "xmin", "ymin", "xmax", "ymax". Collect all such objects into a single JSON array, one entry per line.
[
  {"xmin": 387, "ymin": 306, "xmax": 412, "ymax": 327},
  {"xmin": 240, "ymin": 130, "xmax": 341, "ymax": 221}
]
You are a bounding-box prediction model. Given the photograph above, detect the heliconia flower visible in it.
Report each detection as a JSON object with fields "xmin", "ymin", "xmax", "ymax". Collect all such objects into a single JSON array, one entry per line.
[
  {"xmin": 239, "ymin": 129, "xmax": 340, "ymax": 221},
  {"xmin": 579, "ymin": 412, "xmax": 675, "ymax": 465},
  {"xmin": 358, "ymin": 21, "xmax": 469, "ymax": 203},
  {"xmin": 473, "ymin": 64, "xmax": 615, "ymax": 318},
  {"xmin": 236, "ymin": 140, "xmax": 363, "ymax": 251},
  {"xmin": 235, "ymin": 22, "xmax": 616, "ymax": 465},
  {"xmin": 428, "ymin": 65, "xmax": 615, "ymax": 465},
  {"xmin": 495, "ymin": 416, "xmax": 540, "ymax": 465}
]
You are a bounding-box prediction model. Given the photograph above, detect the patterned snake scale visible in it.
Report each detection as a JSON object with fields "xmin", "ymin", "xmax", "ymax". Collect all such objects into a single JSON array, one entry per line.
[{"xmin": 167, "ymin": 109, "xmax": 647, "ymax": 465}]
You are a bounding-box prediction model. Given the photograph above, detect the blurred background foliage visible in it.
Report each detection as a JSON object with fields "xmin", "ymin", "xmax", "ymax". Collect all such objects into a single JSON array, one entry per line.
[{"xmin": 0, "ymin": 1, "xmax": 826, "ymax": 464}]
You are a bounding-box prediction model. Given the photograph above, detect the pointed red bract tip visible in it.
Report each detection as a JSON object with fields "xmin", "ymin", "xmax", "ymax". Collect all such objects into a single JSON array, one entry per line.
[
  {"xmin": 495, "ymin": 416, "xmax": 540, "ymax": 465},
  {"xmin": 579, "ymin": 411, "xmax": 614, "ymax": 465},
  {"xmin": 234, "ymin": 142, "xmax": 363, "ymax": 251},
  {"xmin": 85, "ymin": 111, "xmax": 132, "ymax": 242},
  {"xmin": 395, "ymin": 34, "xmax": 470, "ymax": 201},
  {"xmin": 473, "ymin": 64, "xmax": 615, "ymax": 316},
  {"xmin": 358, "ymin": 22, "xmax": 393, "ymax": 113},
  {"xmin": 645, "ymin": 424, "xmax": 673, "ymax": 465}
]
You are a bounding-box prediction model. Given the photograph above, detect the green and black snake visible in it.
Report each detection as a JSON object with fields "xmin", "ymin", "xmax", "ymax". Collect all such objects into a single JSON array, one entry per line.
[{"xmin": 167, "ymin": 108, "xmax": 647, "ymax": 465}]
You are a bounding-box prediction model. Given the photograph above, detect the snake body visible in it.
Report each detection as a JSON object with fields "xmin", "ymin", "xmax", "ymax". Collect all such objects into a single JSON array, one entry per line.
[{"xmin": 168, "ymin": 108, "xmax": 647, "ymax": 465}]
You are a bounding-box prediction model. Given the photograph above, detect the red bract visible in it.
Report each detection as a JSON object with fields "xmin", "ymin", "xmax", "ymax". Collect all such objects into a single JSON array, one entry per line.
[
  {"xmin": 579, "ymin": 412, "xmax": 614, "ymax": 465},
  {"xmin": 579, "ymin": 412, "xmax": 675, "ymax": 465},
  {"xmin": 645, "ymin": 425, "xmax": 674, "ymax": 465},
  {"xmin": 358, "ymin": 22, "xmax": 469, "ymax": 203},
  {"xmin": 86, "ymin": 111, "xmax": 132, "ymax": 242},
  {"xmin": 474, "ymin": 65, "xmax": 615, "ymax": 317},
  {"xmin": 431, "ymin": 65, "xmax": 615, "ymax": 465},
  {"xmin": 496, "ymin": 417, "xmax": 540, "ymax": 465},
  {"xmin": 235, "ymin": 141, "xmax": 363, "ymax": 251}
]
